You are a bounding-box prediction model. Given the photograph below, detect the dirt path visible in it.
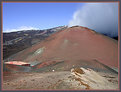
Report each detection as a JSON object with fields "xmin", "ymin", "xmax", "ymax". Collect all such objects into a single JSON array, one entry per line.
[
  {"xmin": 3, "ymin": 71, "xmax": 71, "ymax": 90},
  {"xmin": 3, "ymin": 71, "xmax": 118, "ymax": 90}
]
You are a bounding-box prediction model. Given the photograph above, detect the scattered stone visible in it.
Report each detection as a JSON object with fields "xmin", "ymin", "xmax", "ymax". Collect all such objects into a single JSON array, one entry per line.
[{"xmin": 31, "ymin": 79, "xmax": 35, "ymax": 81}]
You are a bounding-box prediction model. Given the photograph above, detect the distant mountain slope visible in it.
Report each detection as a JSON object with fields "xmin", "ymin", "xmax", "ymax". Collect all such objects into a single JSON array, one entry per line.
[{"xmin": 3, "ymin": 26, "xmax": 67, "ymax": 59}]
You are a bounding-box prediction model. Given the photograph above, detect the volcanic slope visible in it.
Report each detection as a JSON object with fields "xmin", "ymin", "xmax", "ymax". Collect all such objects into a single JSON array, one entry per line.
[{"xmin": 10, "ymin": 26, "xmax": 118, "ymax": 68}]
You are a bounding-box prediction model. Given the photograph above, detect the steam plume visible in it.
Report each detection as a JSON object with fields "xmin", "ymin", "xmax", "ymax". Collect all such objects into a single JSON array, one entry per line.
[{"xmin": 68, "ymin": 3, "xmax": 118, "ymax": 37}]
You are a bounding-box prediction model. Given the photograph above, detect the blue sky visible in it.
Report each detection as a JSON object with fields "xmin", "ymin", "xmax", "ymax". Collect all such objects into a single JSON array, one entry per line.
[
  {"xmin": 3, "ymin": 2, "xmax": 84, "ymax": 32},
  {"xmin": 3, "ymin": 2, "xmax": 118, "ymax": 37}
]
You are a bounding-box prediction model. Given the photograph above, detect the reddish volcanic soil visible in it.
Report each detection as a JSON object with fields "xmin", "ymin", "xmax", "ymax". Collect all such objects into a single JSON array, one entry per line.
[
  {"xmin": 10, "ymin": 26, "xmax": 118, "ymax": 67},
  {"xmin": 3, "ymin": 26, "xmax": 118, "ymax": 90}
]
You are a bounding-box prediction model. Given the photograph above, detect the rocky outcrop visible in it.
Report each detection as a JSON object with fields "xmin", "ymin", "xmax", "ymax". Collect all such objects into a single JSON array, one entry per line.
[{"xmin": 71, "ymin": 67, "xmax": 118, "ymax": 89}]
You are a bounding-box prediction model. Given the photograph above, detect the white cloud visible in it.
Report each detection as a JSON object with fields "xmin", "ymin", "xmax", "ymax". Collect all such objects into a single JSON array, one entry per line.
[
  {"xmin": 68, "ymin": 3, "xmax": 118, "ymax": 37},
  {"xmin": 4, "ymin": 26, "xmax": 40, "ymax": 32}
]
